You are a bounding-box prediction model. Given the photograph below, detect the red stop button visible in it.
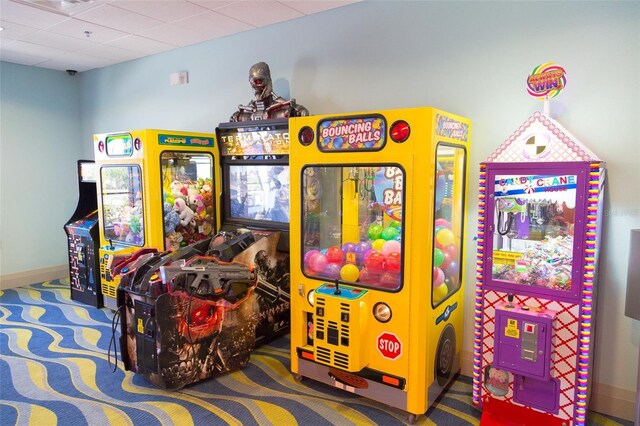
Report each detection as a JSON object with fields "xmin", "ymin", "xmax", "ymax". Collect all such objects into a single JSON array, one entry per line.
[{"xmin": 377, "ymin": 332, "xmax": 402, "ymax": 359}]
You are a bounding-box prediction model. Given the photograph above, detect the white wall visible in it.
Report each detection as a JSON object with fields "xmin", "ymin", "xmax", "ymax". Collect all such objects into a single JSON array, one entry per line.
[{"xmin": 1, "ymin": 0, "xmax": 638, "ymax": 413}]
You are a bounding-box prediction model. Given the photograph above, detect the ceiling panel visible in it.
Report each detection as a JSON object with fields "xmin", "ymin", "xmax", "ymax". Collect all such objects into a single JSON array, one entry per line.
[{"xmin": 0, "ymin": 0, "xmax": 361, "ymax": 72}]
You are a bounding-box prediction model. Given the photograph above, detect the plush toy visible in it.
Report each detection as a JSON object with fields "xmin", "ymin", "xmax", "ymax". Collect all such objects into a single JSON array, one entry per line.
[
  {"xmin": 164, "ymin": 202, "xmax": 180, "ymax": 234},
  {"xmin": 174, "ymin": 198, "xmax": 195, "ymax": 227},
  {"xmin": 170, "ymin": 180, "xmax": 186, "ymax": 201},
  {"xmin": 194, "ymin": 195, "xmax": 206, "ymax": 217}
]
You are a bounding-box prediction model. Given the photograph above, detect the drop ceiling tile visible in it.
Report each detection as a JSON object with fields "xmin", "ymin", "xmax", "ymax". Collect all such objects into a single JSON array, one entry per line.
[
  {"xmin": 138, "ymin": 10, "xmax": 253, "ymax": 46},
  {"xmin": 20, "ymin": 29, "xmax": 99, "ymax": 52},
  {"xmin": 0, "ymin": 0, "xmax": 69, "ymax": 29},
  {"xmin": 38, "ymin": 52, "xmax": 116, "ymax": 71},
  {"xmin": 187, "ymin": 1, "xmax": 234, "ymax": 12},
  {"xmin": 80, "ymin": 43, "xmax": 142, "ymax": 61},
  {"xmin": 281, "ymin": 0, "xmax": 360, "ymax": 15},
  {"xmin": 2, "ymin": 39, "xmax": 69, "ymax": 57},
  {"xmin": 0, "ymin": 48, "xmax": 44, "ymax": 65},
  {"xmin": 216, "ymin": 1, "xmax": 303, "ymax": 27},
  {"xmin": 0, "ymin": 20, "xmax": 39, "ymax": 40},
  {"xmin": 110, "ymin": 0, "xmax": 208, "ymax": 23},
  {"xmin": 73, "ymin": 3, "xmax": 163, "ymax": 34},
  {"xmin": 106, "ymin": 34, "xmax": 176, "ymax": 55},
  {"xmin": 45, "ymin": 17, "xmax": 129, "ymax": 43}
]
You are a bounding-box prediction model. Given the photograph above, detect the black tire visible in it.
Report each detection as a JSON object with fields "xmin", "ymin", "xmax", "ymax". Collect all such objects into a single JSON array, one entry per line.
[{"xmin": 435, "ymin": 324, "xmax": 456, "ymax": 386}]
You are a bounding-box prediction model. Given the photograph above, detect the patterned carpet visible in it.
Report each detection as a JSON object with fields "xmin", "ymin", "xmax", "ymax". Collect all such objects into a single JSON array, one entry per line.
[{"xmin": 0, "ymin": 279, "xmax": 633, "ymax": 426}]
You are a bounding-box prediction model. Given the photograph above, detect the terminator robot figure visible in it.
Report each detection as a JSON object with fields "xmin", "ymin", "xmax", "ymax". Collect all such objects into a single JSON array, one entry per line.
[{"xmin": 231, "ymin": 62, "xmax": 309, "ymax": 122}]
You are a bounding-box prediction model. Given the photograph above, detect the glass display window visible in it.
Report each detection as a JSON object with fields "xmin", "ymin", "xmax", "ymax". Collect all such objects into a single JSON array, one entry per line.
[
  {"xmin": 488, "ymin": 169, "xmax": 582, "ymax": 296},
  {"xmin": 227, "ymin": 164, "xmax": 290, "ymax": 223},
  {"xmin": 101, "ymin": 165, "xmax": 144, "ymax": 246},
  {"xmin": 301, "ymin": 164, "xmax": 404, "ymax": 291},
  {"xmin": 161, "ymin": 152, "xmax": 215, "ymax": 250},
  {"xmin": 432, "ymin": 144, "xmax": 466, "ymax": 307}
]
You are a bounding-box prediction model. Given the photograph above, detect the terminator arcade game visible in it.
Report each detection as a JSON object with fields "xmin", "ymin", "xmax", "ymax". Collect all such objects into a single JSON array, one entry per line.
[
  {"xmin": 64, "ymin": 160, "xmax": 102, "ymax": 307},
  {"xmin": 289, "ymin": 107, "xmax": 471, "ymax": 423},
  {"xmin": 472, "ymin": 109, "xmax": 605, "ymax": 425},
  {"xmin": 94, "ymin": 129, "xmax": 220, "ymax": 309},
  {"xmin": 216, "ymin": 118, "xmax": 292, "ymax": 345}
]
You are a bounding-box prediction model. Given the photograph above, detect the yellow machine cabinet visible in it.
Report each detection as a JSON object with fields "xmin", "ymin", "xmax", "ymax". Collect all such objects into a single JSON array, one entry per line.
[
  {"xmin": 289, "ymin": 108, "xmax": 471, "ymax": 423},
  {"xmin": 93, "ymin": 129, "xmax": 221, "ymax": 309}
]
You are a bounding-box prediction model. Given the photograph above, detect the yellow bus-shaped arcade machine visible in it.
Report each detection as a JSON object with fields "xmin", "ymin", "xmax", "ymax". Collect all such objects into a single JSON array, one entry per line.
[
  {"xmin": 94, "ymin": 130, "xmax": 221, "ymax": 309},
  {"xmin": 289, "ymin": 108, "xmax": 471, "ymax": 422}
]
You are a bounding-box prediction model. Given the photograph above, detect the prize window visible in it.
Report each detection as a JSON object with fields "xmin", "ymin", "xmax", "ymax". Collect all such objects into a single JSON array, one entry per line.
[
  {"xmin": 432, "ymin": 144, "xmax": 466, "ymax": 307},
  {"xmin": 302, "ymin": 165, "xmax": 404, "ymax": 291},
  {"xmin": 161, "ymin": 152, "xmax": 215, "ymax": 250},
  {"xmin": 101, "ymin": 165, "xmax": 144, "ymax": 246},
  {"xmin": 491, "ymin": 174, "xmax": 577, "ymax": 291}
]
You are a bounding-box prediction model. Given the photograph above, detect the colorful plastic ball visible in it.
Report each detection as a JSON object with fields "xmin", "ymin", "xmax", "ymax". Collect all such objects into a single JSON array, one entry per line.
[
  {"xmin": 358, "ymin": 267, "xmax": 378, "ymax": 284},
  {"xmin": 354, "ymin": 241, "xmax": 372, "ymax": 265},
  {"xmin": 326, "ymin": 246, "xmax": 344, "ymax": 263},
  {"xmin": 434, "ymin": 218, "xmax": 451, "ymax": 229},
  {"xmin": 309, "ymin": 252, "xmax": 329, "ymax": 273},
  {"xmin": 389, "ymin": 220, "xmax": 402, "ymax": 229},
  {"xmin": 385, "ymin": 252, "xmax": 401, "ymax": 272},
  {"xmin": 443, "ymin": 244, "xmax": 459, "ymax": 259},
  {"xmin": 381, "ymin": 240, "xmax": 401, "ymax": 257},
  {"xmin": 372, "ymin": 238, "xmax": 386, "ymax": 252},
  {"xmin": 322, "ymin": 263, "xmax": 342, "ymax": 280},
  {"xmin": 380, "ymin": 271, "xmax": 400, "ymax": 288},
  {"xmin": 436, "ymin": 229, "xmax": 456, "ymax": 247},
  {"xmin": 445, "ymin": 261, "xmax": 460, "ymax": 278},
  {"xmin": 368, "ymin": 224, "xmax": 384, "ymax": 240},
  {"xmin": 340, "ymin": 264, "xmax": 360, "ymax": 282},
  {"xmin": 440, "ymin": 251, "xmax": 452, "ymax": 269},
  {"xmin": 365, "ymin": 252, "xmax": 385, "ymax": 272},
  {"xmin": 433, "ymin": 267, "xmax": 445, "ymax": 287},
  {"xmin": 381, "ymin": 226, "xmax": 400, "ymax": 241},
  {"xmin": 342, "ymin": 242, "xmax": 356, "ymax": 254},
  {"xmin": 433, "ymin": 283, "xmax": 448, "ymax": 303},
  {"xmin": 304, "ymin": 250, "xmax": 320, "ymax": 266},
  {"xmin": 362, "ymin": 249, "xmax": 375, "ymax": 263},
  {"xmin": 433, "ymin": 248, "xmax": 445, "ymax": 268}
]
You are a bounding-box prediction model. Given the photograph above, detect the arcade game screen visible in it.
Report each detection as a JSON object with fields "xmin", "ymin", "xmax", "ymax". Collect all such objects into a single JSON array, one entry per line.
[
  {"xmin": 100, "ymin": 165, "xmax": 144, "ymax": 246},
  {"xmin": 228, "ymin": 164, "xmax": 290, "ymax": 223}
]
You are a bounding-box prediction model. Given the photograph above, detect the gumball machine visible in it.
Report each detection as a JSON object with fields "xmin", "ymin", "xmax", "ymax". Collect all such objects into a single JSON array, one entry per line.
[{"xmin": 288, "ymin": 107, "xmax": 471, "ymax": 423}]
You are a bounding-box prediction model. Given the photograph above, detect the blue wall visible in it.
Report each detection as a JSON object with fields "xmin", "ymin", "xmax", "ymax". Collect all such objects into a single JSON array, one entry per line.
[
  {"xmin": 0, "ymin": 62, "xmax": 82, "ymax": 275},
  {"xmin": 1, "ymin": 0, "xmax": 638, "ymax": 407}
]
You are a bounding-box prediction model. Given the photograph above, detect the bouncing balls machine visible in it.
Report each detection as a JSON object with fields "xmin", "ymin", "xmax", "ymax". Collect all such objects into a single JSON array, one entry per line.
[
  {"xmin": 93, "ymin": 129, "xmax": 221, "ymax": 310},
  {"xmin": 64, "ymin": 160, "xmax": 102, "ymax": 307},
  {"xmin": 472, "ymin": 112, "xmax": 606, "ymax": 426},
  {"xmin": 288, "ymin": 107, "xmax": 471, "ymax": 423}
]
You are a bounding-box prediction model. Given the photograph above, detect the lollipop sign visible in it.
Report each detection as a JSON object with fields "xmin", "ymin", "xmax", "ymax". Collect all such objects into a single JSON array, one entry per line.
[{"xmin": 526, "ymin": 62, "xmax": 567, "ymax": 100}]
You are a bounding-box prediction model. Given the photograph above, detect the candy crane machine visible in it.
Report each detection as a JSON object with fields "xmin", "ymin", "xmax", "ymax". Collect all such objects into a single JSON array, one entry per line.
[
  {"xmin": 94, "ymin": 130, "xmax": 221, "ymax": 309},
  {"xmin": 289, "ymin": 107, "xmax": 471, "ymax": 423},
  {"xmin": 472, "ymin": 64, "xmax": 606, "ymax": 426}
]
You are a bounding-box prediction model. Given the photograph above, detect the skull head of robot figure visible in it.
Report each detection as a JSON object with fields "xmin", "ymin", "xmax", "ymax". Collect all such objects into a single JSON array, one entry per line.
[{"xmin": 249, "ymin": 62, "xmax": 272, "ymax": 101}]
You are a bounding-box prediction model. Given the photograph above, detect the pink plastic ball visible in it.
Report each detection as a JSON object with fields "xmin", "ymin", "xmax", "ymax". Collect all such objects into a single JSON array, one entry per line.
[
  {"xmin": 304, "ymin": 250, "xmax": 320, "ymax": 267},
  {"xmin": 434, "ymin": 218, "xmax": 451, "ymax": 229},
  {"xmin": 309, "ymin": 252, "xmax": 329, "ymax": 273},
  {"xmin": 433, "ymin": 267, "xmax": 445, "ymax": 287},
  {"xmin": 381, "ymin": 240, "xmax": 401, "ymax": 257}
]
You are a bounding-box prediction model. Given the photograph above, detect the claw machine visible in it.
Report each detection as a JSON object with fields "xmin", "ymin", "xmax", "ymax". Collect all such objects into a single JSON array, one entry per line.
[
  {"xmin": 94, "ymin": 130, "xmax": 221, "ymax": 309},
  {"xmin": 472, "ymin": 110, "xmax": 606, "ymax": 425},
  {"xmin": 289, "ymin": 107, "xmax": 471, "ymax": 423}
]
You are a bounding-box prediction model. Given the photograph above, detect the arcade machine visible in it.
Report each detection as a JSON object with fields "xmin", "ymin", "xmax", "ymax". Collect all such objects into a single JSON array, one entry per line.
[
  {"xmin": 94, "ymin": 129, "xmax": 221, "ymax": 310},
  {"xmin": 214, "ymin": 61, "xmax": 309, "ymax": 345},
  {"xmin": 472, "ymin": 64, "xmax": 606, "ymax": 425},
  {"xmin": 289, "ymin": 107, "xmax": 471, "ymax": 423},
  {"xmin": 64, "ymin": 160, "xmax": 102, "ymax": 307}
]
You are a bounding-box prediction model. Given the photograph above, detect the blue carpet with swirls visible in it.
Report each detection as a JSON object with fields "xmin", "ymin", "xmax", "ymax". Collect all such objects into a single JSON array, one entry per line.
[{"xmin": 0, "ymin": 279, "xmax": 633, "ymax": 425}]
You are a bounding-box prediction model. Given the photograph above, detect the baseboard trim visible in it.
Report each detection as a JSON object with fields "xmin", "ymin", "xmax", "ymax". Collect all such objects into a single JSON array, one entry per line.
[
  {"xmin": 461, "ymin": 350, "xmax": 634, "ymax": 421},
  {"xmin": 0, "ymin": 265, "xmax": 68, "ymax": 290}
]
